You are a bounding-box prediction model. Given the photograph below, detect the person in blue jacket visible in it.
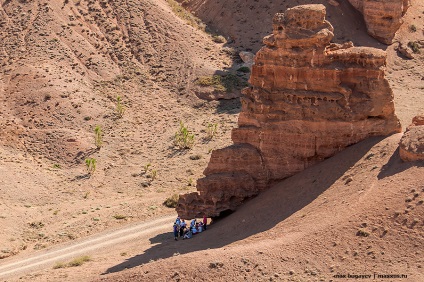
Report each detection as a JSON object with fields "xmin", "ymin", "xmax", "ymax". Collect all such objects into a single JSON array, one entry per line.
[{"xmin": 173, "ymin": 223, "xmax": 179, "ymax": 241}]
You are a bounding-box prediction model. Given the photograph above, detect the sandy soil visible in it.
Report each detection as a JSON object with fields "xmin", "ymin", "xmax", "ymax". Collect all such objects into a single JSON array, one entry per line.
[
  {"xmin": 0, "ymin": 214, "xmax": 175, "ymax": 280},
  {"xmin": 0, "ymin": 0, "xmax": 238, "ymax": 263},
  {"xmin": 0, "ymin": 0, "xmax": 423, "ymax": 281}
]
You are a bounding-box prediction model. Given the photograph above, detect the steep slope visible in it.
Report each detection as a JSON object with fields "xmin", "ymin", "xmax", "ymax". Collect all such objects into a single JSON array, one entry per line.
[
  {"xmin": 0, "ymin": 0, "xmax": 227, "ymax": 164},
  {"xmin": 0, "ymin": 0, "xmax": 236, "ymax": 259},
  {"xmin": 0, "ymin": 0, "xmax": 423, "ymax": 280},
  {"xmin": 180, "ymin": 0, "xmax": 385, "ymax": 52}
]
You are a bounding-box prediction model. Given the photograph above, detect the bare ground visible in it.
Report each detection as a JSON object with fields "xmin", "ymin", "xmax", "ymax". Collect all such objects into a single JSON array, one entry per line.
[{"xmin": 0, "ymin": 0, "xmax": 423, "ymax": 281}]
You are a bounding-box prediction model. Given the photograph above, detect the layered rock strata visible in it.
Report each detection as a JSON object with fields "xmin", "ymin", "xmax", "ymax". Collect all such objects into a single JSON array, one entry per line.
[
  {"xmin": 399, "ymin": 114, "xmax": 424, "ymax": 162},
  {"xmin": 348, "ymin": 0, "xmax": 410, "ymax": 44},
  {"xmin": 177, "ymin": 4, "xmax": 401, "ymax": 219}
]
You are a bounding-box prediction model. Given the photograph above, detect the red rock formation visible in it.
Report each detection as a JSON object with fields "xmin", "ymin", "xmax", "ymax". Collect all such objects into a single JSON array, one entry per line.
[
  {"xmin": 347, "ymin": 0, "xmax": 410, "ymax": 44},
  {"xmin": 177, "ymin": 4, "xmax": 401, "ymax": 219},
  {"xmin": 399, "ymin": 114, "xmax": 424, "ymax": 162}
]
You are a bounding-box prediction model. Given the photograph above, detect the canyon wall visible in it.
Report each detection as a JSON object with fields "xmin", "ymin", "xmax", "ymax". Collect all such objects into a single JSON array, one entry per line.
[
  {"xmin": 177, "ymin": 4, "xmax": 401, "ymax": 219},
  {"xmin": 179, "ymin": 0, "xmax": 410, "ymax": 49},
  {"xmin": 348, "ymin": 0, "xmax": 410, "ymax": 44}
]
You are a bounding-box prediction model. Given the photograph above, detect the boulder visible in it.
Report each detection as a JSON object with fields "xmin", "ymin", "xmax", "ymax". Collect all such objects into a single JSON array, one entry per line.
[
  {"xmin": 177, "ymin": 4, "xmax": 401, "ymax": 219},
  {"xmin": 399, "ymin": 114, "xmax": 424, "ymax": 162},
  {"xmin": 347, "ymin": 0, "xmax": 411, "ymax": 44},
  {"xmin": 397, "ymin": 42, "xmax": 415, "ymax": 59},
  {"xmin": 239, "ymin": 51, "xmax": 255, "ymax": 68}
]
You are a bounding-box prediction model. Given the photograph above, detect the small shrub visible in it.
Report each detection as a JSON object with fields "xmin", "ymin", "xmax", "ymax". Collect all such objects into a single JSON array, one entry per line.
[
  {"xmin": 409, "ymin": 24, "xmax": 417, "ymax": 32},
  {"xmin": 190, "ymin": 154, "xmax": 202, "ymax": 160},
  {"xmin": 212, "ymin": 35, "xmax": 226, "ymax": 43},
  {"xmin": 143, "ymin": 163, "xmax": 151, "ymax": 173},
  {"xmin": 222, "ymin": 47, "xmax": 237, "ymax": 57},
  {"xmin": 44, "ymin": 94, "xmax": 51, "ymax": 101},
  {"xmin": 187, "ymin": 178, "xmax": 194, "ymax": 186},
  {"xmin": 163, "ymin": 194, "xmax": 179, "ymax": 208},
  {"xmin": 94, "ymin": 125, "xmax": 103, "ymax": 149},
  {"xmin": 53, "ymin": 262, "xmax": 66, "ymax": 269},
  {"xmin": 113, "ymin": 214, "xmax": 127, "ymax": 220},
  {"xmin": 209, "ymin": 261, "xmax": 224, "ymax": 269},
  {"xmin": 408, "ymin": 41, "xmax": 420, "ymax": 53},
  {"xmin": 116, "ymin": 95, "xmax": 125, "ymax": 118},
  {"xmin": 196, "ymin": 73, "xmax": 247, "ymax": 93},
  {"xmin": 166, "ymin": 0, "xmax": 205, "ymax": 30},
  {"xmin": 237, "ymin": 66, "xmax": 251, "ymax": 73},
  {"xmin": 151, "ymin": 169, "xmax": 158, "ymax": 181},
  {"xmin": 174, "ymin": 121, "xmax": 195, "ymax": 149},
  {"xmin": 68, "ymin": 255, "xmax": 91, "ymax": 267},
  {"xmin": 356, "ymin": 229, "xmax": 370, "ymax": 237},
  {"xmin": 85, "ymin": 158, "xmax": 97, "ymax": 174},
  {"xmin": 52, "ymin": 164, "xmax": 61, "ymax": 169},
  {"xmin": 29, "ymin": 222, "xmax": 44, "ymax": 229},
  {"xmin": 205, "ymin": 123, "xmax": 218, "ymax": 140}
]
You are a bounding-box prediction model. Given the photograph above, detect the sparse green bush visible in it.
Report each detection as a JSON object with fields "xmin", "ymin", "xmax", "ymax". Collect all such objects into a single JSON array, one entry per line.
[
  {"xmin": 143, "ymin": 163, "xmax": 151, "ymax": 173},
  {"xmin": 54, "ymin": 255, "xmax": 91, "ymax": 269},
  {"xmin": 237, "ymin": 66, "xmax": 251, "ymax": 73},
  {"xmin": 94, "ymin": 125, "xmax": 103, "ymax": 149},
  {"xmin": 116, "ymin": 96, "xmax": 125, "ymax": 118},
  {"xmin": 408, "ymin": 41, "xmax": 420, "ymax": 53},
  {"xmin": 187, "ymin": 178, "xmax": 194, "ymax": 186},
  {"xmin": 29, "ymin": 222, "xmax": 44, "ymax": 229},
  {"xmin": 174, "ymin": 121, "xmax": 195, "ymax": 149},
  {"xmin": 68, "ymin": 255, "xmax": 91, "ymax": 267},
  {"xmin": 85, "ymin": 158, "xmax": 97, "ymax": 174},
  {"xmin": 113, "ymin": 215, "xmax": 127, "ymax": 220},
  {"xmin": 212, "ymin": 35, "xmax": 226, "ymax": 43},
  {"xmin": 409, "ymin": 24, "xmax": 417, "ymax": 32},
  {"xmin": 189, "ymin": 154, "xmax": 202, "ymax": 160},
  {"xmin": 53, "ymin": 262, "xmax": 66, "ymax": 269},
  {"xmin": 163, "ymin": 194, "xmax": 179, "ymax": 208},
  {"xmin": 197, "ymin": 73, "xmax": 247, "ymax": 92},
  {"xmin": 151, "ymin": 169, "xmax": 158, "ymax": 181},
  {"xmin": 166, "ymin": 0, "xmax": 205, "ymax": 30},
  {"xmin": 206, "ymin": 122, "xmax": 218, "ymax": 140}
]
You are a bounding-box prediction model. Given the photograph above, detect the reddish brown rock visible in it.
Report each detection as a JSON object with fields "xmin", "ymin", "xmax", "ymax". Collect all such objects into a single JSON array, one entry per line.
[
  {"xmin": 178, "ymin": 144, "xmax": 268, "ymax": 218},
  {"xmin": 399, "ymin": 114, "xmax": 424, "ymax": 162},
  {"xmin": 177, "ymin": 4, "xmax": 401, "ymax": 219},
  {"xmin": 348, "ymin": 0, "xmax": 410, "ymax": 44}
]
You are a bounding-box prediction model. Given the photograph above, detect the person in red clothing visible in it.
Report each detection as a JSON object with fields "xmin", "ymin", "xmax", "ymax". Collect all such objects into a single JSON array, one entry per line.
[{"xmin": 202, "ymin": 215, "xmax": 208, "ymax": 230}]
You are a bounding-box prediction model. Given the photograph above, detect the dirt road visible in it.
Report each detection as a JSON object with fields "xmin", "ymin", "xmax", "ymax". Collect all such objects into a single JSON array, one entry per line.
[{"xmin": 0, "ymin": 214, "xmax": 176, "ymax": 280}]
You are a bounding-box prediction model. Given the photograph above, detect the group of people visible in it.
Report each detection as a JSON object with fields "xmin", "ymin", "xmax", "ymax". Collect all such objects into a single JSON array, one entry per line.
[{"xmin": 173, "ymin": 215, "xmax": 208, "ymax": 240}]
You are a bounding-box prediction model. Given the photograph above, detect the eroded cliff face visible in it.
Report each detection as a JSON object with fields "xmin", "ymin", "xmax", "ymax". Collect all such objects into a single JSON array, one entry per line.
[
  {"xmin": 348, "ymin": 0, "xmax": 410, "ymax": 44},
  {"xmin": 177, "ymin": 4, "xmax": 401, "ymax": 219}
]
